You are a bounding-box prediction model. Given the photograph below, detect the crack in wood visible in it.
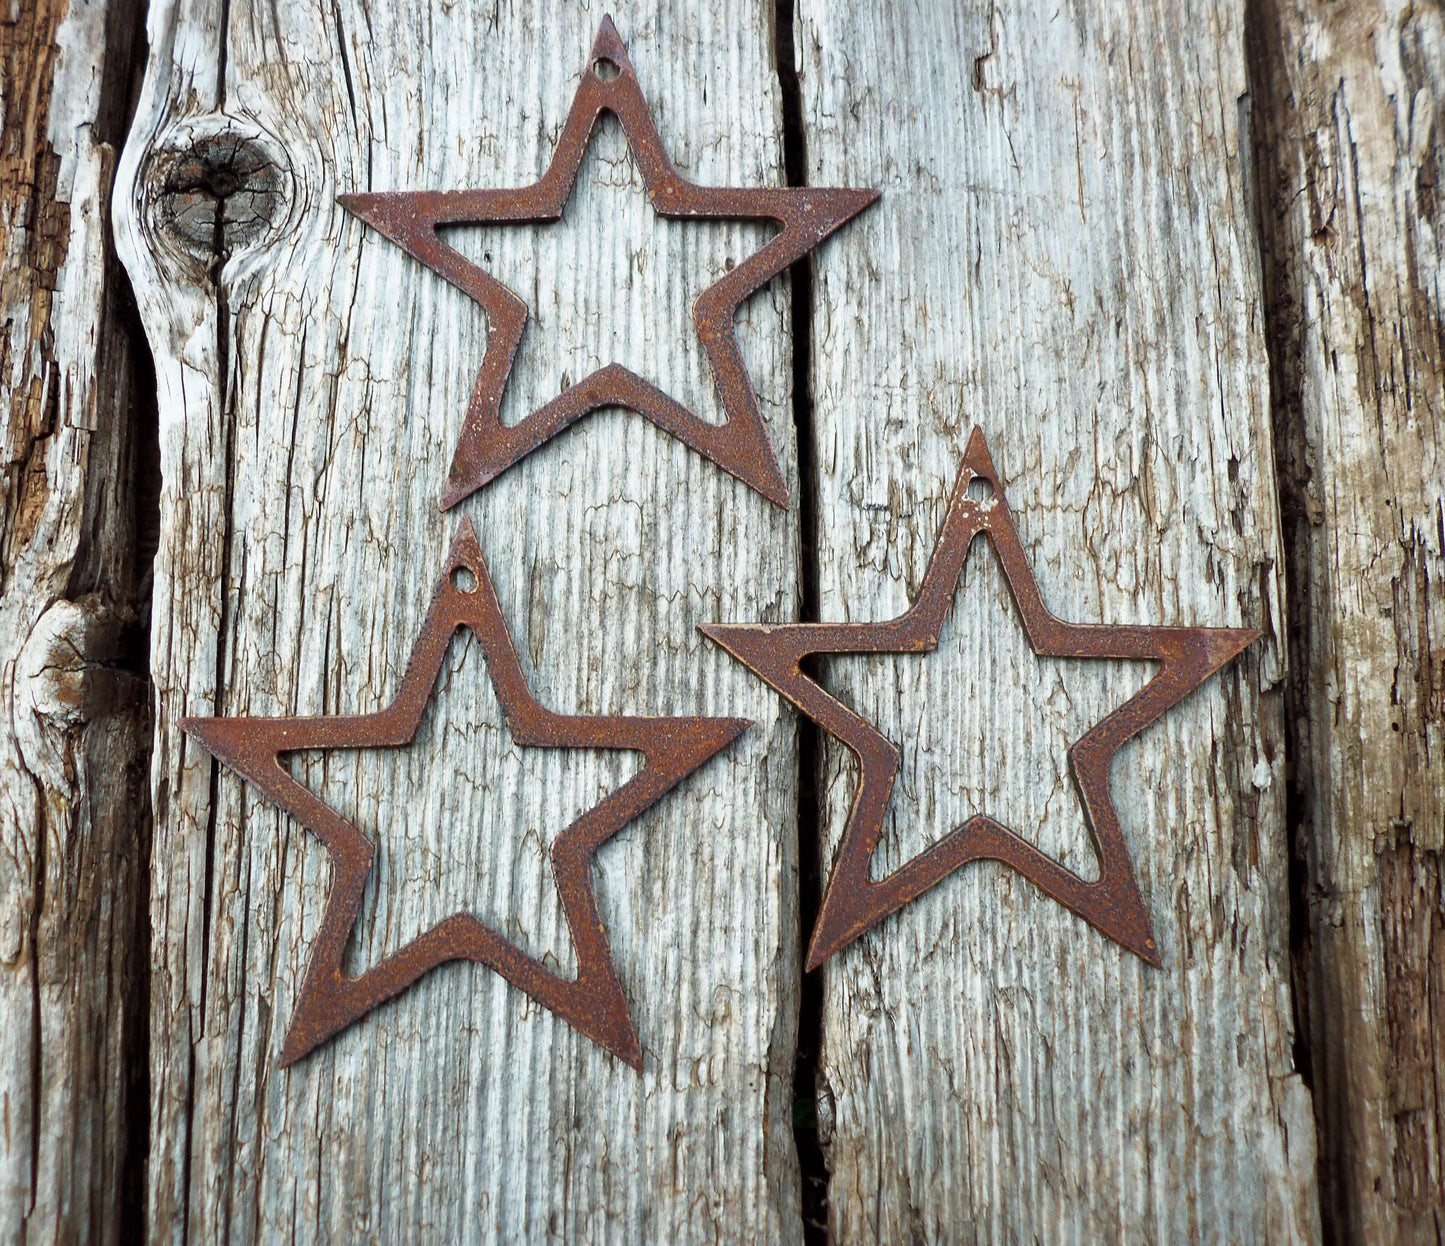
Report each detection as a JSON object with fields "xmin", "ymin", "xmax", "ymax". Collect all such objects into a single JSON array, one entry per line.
[{"xmin": 773, "ymin": 6, "xmax": 832, "ymax": 1242}]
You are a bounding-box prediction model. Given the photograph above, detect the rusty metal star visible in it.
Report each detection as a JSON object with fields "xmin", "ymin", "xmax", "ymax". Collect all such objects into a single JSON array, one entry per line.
[
  {"xmin": 337, "ymin": 16, "xmax": 878, "ymax": 510},
  {"xmin": 182, "ymin": 519, "xmax": 749, "ymax": 1070},
  {"xmin": 700, "ymin": 428, "xmax": 1261, "ymax": 970}
]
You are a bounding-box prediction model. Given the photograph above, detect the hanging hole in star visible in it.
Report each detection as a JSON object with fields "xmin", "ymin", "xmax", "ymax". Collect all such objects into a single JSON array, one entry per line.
[
  {"xmin": 593, "ymin": 57, "xmax": 621, "ymax": 80},
  {"xmin": 451, "ymin": 565, "xmax": 478, "ymax": 592},
  {"xmin": 966, "ymin": 476, "xmax": 995, "ymax": 503}
]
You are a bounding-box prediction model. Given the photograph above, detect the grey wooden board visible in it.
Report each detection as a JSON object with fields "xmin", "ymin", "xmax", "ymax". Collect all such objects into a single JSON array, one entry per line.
[
  {"xmin": 794, "ymin": 1, "xmax": 1321, "ymax": 1240},
  {"xmin": 116, "ymin": 2, "xmax": 803, "ymax": 1241}
]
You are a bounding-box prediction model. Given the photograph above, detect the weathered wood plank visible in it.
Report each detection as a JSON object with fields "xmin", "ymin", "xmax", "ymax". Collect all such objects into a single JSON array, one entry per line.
[
  {"xmin": 115, "ymin": 2, "xmax": 802, "ymax": 1241},
  {"xmin": 0, "ymin": 1, "xmax": 149, "ymax": 1243},
  {"xmin": 1251, "ymin": 1, "xmax": 1445, "ymax": 1239},
  {"xmin": 795, "ymin": 1, "xmax": 1320, "ymax": 1239}
]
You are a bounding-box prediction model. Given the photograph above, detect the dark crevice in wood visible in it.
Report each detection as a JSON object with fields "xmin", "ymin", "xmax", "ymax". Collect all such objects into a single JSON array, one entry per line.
[
  {"xmin": 775, "ymin": 1, "xmax": 830, "ymax": 1241},
  {"xmin": 113, "ymin": 159, "xmax": 159, "ymax": 1246},
  {"xmin": 110, "ymin": 1, "xmax": 158, "ymax": 1240},
  {"xmin": 1242, "ymin": 1, "xmax": 1333, "ymax": 1239}
]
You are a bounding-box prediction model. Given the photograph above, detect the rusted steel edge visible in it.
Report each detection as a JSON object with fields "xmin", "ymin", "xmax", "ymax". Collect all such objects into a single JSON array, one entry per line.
[
  {"xmin": 183, "ymin": 518, "xmax": 750, "ymax": 1070},
  {"xmin": 702, "ymin": 427, "xmax": 1261, "ymax": 970},
  {"xmin": 337, "ymin": 16, "xmax": 879, "ymax": 511}
]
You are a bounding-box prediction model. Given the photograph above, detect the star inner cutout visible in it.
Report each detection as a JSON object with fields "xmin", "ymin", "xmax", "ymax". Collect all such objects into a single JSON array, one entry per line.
[
  {"xmin": 701, "ymin": 428, "xmax": 1261, "ymax": 970},
  {"xmin": 338, "ymin": 16, "xmax": 878, "ymax": 510},
  {"xmin": 443, "ymin": 128, "xmax": 775, "ymax": 441},
  {"xmin": 183, "ymin": 519, "xmax": 748, "ymax": 1070}
]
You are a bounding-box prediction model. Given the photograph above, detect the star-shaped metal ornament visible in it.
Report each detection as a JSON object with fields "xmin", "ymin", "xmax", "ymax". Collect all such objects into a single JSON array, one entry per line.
[
  {"xmin": 183, "ymin": 519, "xmax": 749, "ymax": 1070},
  {"xmin": 338, "ymin": 16, "xmax": 878, "ymax": 510},
  {"xmin": 701, "ymin": 428, "xmax": 1261, "ymax": 970}
]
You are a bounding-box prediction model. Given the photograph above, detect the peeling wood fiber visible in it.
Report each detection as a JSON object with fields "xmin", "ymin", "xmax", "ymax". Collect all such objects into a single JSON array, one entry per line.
[{"xmin": 1251, "ymin": 0, "xmax": 1445, "ymax": 1240}]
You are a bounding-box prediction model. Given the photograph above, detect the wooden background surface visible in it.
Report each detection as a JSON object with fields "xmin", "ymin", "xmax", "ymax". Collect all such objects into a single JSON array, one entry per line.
[{"xmin": 1, "ymin": 0, "xmax": 1439, "ymax": 1242}]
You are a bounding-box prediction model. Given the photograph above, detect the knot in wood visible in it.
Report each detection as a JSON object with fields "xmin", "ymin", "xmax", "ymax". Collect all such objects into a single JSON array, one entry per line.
[
  {"xmin": 142, "ymin": 116, "xmax": 289, "ymax": 270},
  {"xmin": 15, "ymin": 596, "xmax": 141, "ymax": 782}
]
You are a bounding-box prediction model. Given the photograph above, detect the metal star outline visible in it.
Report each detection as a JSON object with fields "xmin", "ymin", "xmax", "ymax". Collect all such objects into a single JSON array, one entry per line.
[
  {"xmin": 701, "ymin": 428, "xmax": 1261, "ymax": 970},
  {"xmin": 183, "ymin": 519, "xmax": 748, "ymax": 1070},
  {"xmin": 338, "ymin": 16, "xmax": 879, "ymax": 510}
]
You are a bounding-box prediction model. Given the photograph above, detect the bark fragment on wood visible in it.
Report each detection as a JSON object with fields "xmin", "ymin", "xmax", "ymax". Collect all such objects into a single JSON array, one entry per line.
[
  {"xmin": 0, "ymin": 1, "xmax": 149, "ymax": 1243},
  {"xmin": 796, "ymin": 1, "xmax": 1319, "ymax": 1239},
  {"xmin": 1250, "ymin": 1, "xmax": 1445, "ymax": 1239},
  {"xmin": 116, "ymin": 3, "xmax": 802, "ymax": 1241}
]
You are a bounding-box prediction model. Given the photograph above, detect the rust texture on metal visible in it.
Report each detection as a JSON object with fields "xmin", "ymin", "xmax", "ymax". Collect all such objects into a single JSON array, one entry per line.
[
  {"xmin": 182, "ymin": 519, "xmax": 749, "ymax": 1071},
  {"xmin": 337, "ymin": 16, "xmax": 879, "ymax": 510},
  {"xmin": 701, "ymin": 427, "xmax": 1262, "ymax": 971}
]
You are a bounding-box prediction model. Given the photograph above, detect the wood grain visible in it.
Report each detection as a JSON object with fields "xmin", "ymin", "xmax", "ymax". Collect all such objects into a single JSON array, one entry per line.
[
  {"xmin": 115, "ymin": 2, "xmax": 802, "ymax": 1241},
  {"xmin": 1251, "ymin": 1, "xmax": 1445, "ymax": 1240},
  {"xmin": 0, "ymin": 1, "xmax": 149, "ymax": 1243},
  {"xmin": 794, "ymin": 1, "xmax": 1320, "ymax": 1239}
]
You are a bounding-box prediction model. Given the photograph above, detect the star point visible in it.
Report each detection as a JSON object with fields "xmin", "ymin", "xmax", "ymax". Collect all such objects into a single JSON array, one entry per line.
[{"xmin": 183, "ymin": 519, "xmax": 749, "ymax": 1070}]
